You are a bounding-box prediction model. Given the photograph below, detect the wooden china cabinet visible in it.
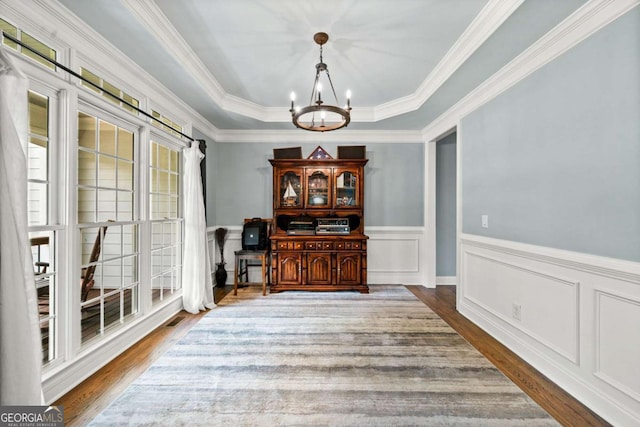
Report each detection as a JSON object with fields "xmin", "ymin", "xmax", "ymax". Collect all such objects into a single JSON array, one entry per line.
[{"xmin": 269, "ymin": 146, "xmax": 368, "ymax": 293}]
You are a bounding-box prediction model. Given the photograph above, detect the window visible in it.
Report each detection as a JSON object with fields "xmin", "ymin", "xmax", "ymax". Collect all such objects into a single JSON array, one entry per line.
[
  {"xmin": 77, "ymin": 111, "xmax": 140, "ymax": 344},
  {"xmin": 80, "ymin": 68, "xmax": 140, "ymax": 115},
  {"xmin": 1, "ymin": 18, "xmax": 56, "ymax": 70},
  {"xmin": 149, "ymin": 141, "xmax": 182, "ymax": 304},
  {"xmin": 8, "ymin": 21, "xmax": 191, "ymax": 372},
  {"xmin": 151, "ymin": 110, "xmax": 184, "ymax": 139},
  {"xmin": 27, "ymin": 90, "xmax": 58, "ymax": 365}
]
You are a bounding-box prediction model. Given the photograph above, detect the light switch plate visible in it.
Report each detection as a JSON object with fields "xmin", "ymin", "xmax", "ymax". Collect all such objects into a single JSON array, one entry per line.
[{"xmin": 481, "ymin": 215, "xmax": 489, "ymax": 228}]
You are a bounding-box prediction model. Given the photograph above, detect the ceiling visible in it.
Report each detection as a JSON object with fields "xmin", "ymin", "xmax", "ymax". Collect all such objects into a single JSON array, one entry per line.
[{"xmin": 56, "ymin": 0, "xmax": 588, "ymax": 136}]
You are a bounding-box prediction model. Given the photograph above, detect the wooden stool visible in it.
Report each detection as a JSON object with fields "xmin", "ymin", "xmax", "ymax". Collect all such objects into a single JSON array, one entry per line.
[{"xmin": 233, "ymin": 249, "xmax": 269, "ymax": 296}]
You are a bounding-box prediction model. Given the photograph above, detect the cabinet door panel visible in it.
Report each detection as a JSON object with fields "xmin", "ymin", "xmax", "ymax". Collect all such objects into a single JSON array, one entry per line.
[
  {"xmin": 337, "ymin": 253, "xmax": 361, "ymax": 285},
  {"xmin": 334, "ymin": 168, "xmax": 361, "ymax": 208},
  {"xmin": 307, "ymin": 253, "xmax": 332, "ymax": 285},
  {"xmin": 278, "ymin": 253, "xmax": 302, "ymax": 285},
  {"xmin": 276, "ymin": 169, "xmax": 303, "ymax": 209},
  {"xmin": 305, "ymin": 168, "xmax": 331, "ymax": 208}
]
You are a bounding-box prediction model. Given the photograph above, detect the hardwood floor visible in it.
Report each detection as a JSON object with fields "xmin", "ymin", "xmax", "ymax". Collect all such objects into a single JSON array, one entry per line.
[
  {"xmin": 54, "ymin": 285, "xmax": 231, "ymax": 427},
  {"xmin": 55, "ymin": 285, "xmax": 610, "ymax": 426},
  {"xmin": 407, "ymin": 285, "xmax": 610, "ymax": 427}
]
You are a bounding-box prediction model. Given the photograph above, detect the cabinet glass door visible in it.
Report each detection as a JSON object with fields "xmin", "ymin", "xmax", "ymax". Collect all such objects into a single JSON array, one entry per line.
[
  {"xmin": 335, "ymin": 169, "xmax": 359, "ymax": 208},
  {"xmin": 279, "ymin": 170, "xmax": 301, "ymax": 208},
  {"xmin": 306, "ymin": 170, "xmax": 330, "ymax": 208}
]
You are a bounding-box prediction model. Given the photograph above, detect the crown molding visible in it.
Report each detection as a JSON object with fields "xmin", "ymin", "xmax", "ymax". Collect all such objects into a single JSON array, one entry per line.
[
  {"xmin": 3, "ymin": 0, "xmax": 221, "ymax": 142},
  {"xmin": 6, "ymin": 0, "xmax": 634, "ymax": 144},
  {"xmin": 421, "ymin": 0, "xmax": 640, "ymax": 142},
  {"xmin": 121, "ymin": 1, "xmax": 227, "ymax": 107},
  {"xmin": 374, "ymin": 0, "xmax": 525, "ymax": 121},
  {"xmin": 214, "ymin": 129, "xmax": 423, "ymax": 144},
  {"xmin": 122, "ymin": 0, "xmax": 522, "ymax": 124},
  {"xmin": 122, "ymin": 0, "xmax": 274, "ymax": 122}
]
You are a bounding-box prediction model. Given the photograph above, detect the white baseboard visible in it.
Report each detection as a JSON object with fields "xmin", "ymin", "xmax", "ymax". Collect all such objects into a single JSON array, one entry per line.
[{"xmin": 436, "ymin": 276, "xmax": 457, "ymax": 286}]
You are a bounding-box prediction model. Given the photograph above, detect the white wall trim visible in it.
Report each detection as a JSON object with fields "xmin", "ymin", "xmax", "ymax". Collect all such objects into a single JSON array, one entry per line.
[
  {"xmin": 18, "ymin": 0, "xmax": 634, "ymax": 144},
  {"xmin": 421, "ymin": 0, "xmax": 640, "ymax": 142},
  {"xmin": 463, "ymin": 250, "xmax": 581, "ymax": 364},
  {"xmin": 7, "ymin": 0, "xmax": 636, "ymax": 146},
  {"xmin": 425, "ymin": 139, "xmax": 437, "ymax": 288},
  {"xmin": 207, "ymin": 226, "xmax": 428, "ymax": 286},
  {"xmin": 3, "ymin": 0, "xmax": 221, "ymax": 142},
  {"xmin": 460, "ymin": 234, "xmax": 640, "ymax": 283},
  {"xmin": 593, "ymin": 290, "xmax": 640, "ymax": 403},
  {"xmin": 436, "ymin": 276, "xmax": 457, "ymax": 286},
  {"xmin": 212, "ymin": 129, "xmax": 424, "ymax": 144},
  {"xmin": 119, "ymin": 0, "xmax": 523, "ymax": 124},
  {"xmin": 120, "ymin": 0, "xmax": 229, "ymax": 112},
  {"xmin": 374, "ymin": 0, "xmax": 524, "ymax": 121},
  {"xmin": 458, "ymin": 233, "xmax": 640, "ymax": 426}
]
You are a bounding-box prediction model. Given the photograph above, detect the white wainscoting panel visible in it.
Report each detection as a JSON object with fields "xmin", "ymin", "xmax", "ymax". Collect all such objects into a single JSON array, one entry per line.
[
  {"xmin": 463, "ymin": 251, "xmax": 579, "ymax": 363},
  {"xmin": 366, "ymin": 227, "xmax": 426, "ymax": 285},
  {"xmin": 595, "ymin": 291, "xmax": 640, "ymax": 402},
  {"xmin": 458, "ymin": 234, "xmax": 640, "ymax": 426},
  {"xmin": 208, "ymin": 226, "xmax": 427, "ymax": 286}
]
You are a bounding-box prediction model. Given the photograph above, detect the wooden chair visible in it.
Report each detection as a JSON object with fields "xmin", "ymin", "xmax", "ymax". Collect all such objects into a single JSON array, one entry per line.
[
  {"xmin": 31, "ymin": 235, "xmax": 50, "ymax": 274},
  {"xmin": 31, "ymin": 224, "xmax": 111, "ymax": 323},
  {"xmin": 234, "ymin": 218, "xmax": 271, "ymax": 296},
  {"xmin": 31, "ymin": 236, "xmax": 51, "ymax": 315},
  {"xmin": 81, "ymin": 224, "xmax": 110, "ymax": 303}
]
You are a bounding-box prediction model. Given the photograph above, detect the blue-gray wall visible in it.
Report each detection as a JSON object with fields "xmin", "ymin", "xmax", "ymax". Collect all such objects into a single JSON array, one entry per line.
[
  {"xmin": 461, "ymin": 8, "xmax": 640, "ymax": 262},
  {"xmin": 436, "ymin": 133, "xmax": 457, "ymax": 276},
  {"xmin": 205, "ymin": 142, "xmax": 424, "ymax": 227}
]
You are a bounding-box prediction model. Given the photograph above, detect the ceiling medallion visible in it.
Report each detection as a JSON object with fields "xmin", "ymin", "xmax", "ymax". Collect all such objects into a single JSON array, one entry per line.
[{"xmin": 289, "ymin": 32, "xmax": 351, "ymax": 132}]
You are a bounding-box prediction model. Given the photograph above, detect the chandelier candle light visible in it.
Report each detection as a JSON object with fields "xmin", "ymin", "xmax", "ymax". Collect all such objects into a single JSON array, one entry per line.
[{"xmin": 290, "ymin": 32, "xmax": 351, "ymax": 132}]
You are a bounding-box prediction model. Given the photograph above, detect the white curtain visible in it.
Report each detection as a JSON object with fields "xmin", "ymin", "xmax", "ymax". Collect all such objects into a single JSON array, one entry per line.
[
  {"xmin": 181, "ymin": 143, "xmax": 215, "ymax": 313},
  {"xmin": 0, "ymin": 48, "xmax": 44, "ymax": 404}
]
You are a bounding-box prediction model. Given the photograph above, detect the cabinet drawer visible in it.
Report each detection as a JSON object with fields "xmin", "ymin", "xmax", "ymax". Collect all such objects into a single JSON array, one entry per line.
[
  {"xmin": 335, "ymin": 241, "xmax": 362, "ymax": 251},
  {"xmin": 277, "ymin": 241, "xmax": 304, "ymax": 250},
  {"xmin": 303, "ymin": 241, "xmax": 334, "ymax": 250}
]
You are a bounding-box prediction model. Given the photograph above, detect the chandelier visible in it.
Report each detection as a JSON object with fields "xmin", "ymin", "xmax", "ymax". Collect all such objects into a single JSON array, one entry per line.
[{"xmin": 289, "ymin": 32, "xmax": 351, "ymax": 132}]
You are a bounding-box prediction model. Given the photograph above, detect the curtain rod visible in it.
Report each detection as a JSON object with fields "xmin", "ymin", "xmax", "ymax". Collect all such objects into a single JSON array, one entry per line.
[{"xmin": 1, "ymin": 30, "xmax": 203, "ymax": 148}]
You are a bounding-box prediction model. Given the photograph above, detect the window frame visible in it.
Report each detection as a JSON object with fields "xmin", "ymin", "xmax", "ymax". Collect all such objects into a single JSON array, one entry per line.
[
  {"xmin": 27, "ymin": 81, "xmax": 63, "ymax": 368},
  {"xmin": 0, "ymin": 16, "xmax": 65, "ymax": 73},
  {"xmin": 74, "ymin": 100, "xmax": 144, "ymax": 347},
  {"xmin": 148, "ymin": 132, "xmax": 185, "ymax": 305}
]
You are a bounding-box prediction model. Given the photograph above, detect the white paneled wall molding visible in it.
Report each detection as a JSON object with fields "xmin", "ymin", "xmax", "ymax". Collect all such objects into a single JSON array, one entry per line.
[
  {"xmin": 458, "ymin": 233, "xmax": 640, "ymax": 426},
  {"xmin": 207, "ymin": 226, "xmax": 428, "ymax": 286}
]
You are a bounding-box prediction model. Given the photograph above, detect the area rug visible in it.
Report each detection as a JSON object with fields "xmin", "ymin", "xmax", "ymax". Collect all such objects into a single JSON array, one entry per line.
[{"xmin": 89, "ymin": 285, "xmax": 558, "ymax": 426}]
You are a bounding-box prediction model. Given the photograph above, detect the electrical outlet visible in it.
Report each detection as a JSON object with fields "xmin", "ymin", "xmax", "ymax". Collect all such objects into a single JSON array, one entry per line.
[
  {"xmin": 481, "ymin": 215, "xmax": 489, "ymax": 228},
  {"xmin": 512, "ymin": 303, "xmax": 522, "ymax": 321}
]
